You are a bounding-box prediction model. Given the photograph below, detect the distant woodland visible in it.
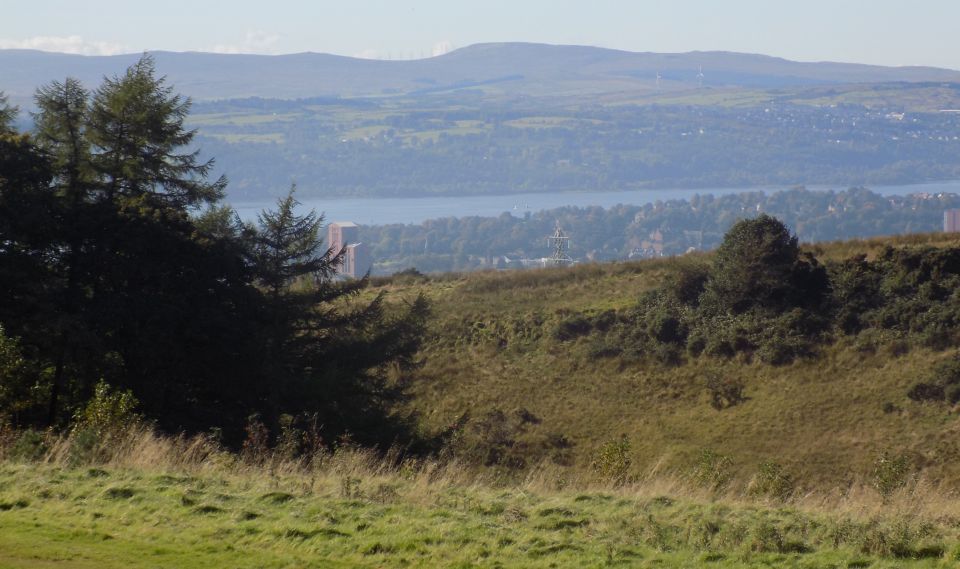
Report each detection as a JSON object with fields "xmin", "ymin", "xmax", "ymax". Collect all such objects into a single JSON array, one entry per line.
[{"xmin": 358, "ymin": 188, "xmax": 960, "ymax": 273}]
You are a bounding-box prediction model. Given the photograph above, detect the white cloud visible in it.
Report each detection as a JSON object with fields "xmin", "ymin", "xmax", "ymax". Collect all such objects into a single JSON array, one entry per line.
[
  {"xmin": 0, "ymin": 35, "xmax": 129, "ymax": 56},
  {"xmin": 431, "ymin": 40, "xmax": 452, "ymax": 57},
  {"xmin": 353, "ymin": 49, "xmax": 384, "ymax": 60},
  {"xmin": 211, "ymin": 31, "xmax": 282, "ymax": 55}
]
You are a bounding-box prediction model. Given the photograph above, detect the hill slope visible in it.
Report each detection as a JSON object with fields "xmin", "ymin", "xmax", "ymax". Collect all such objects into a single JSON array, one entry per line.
[
  {"xmin": 2, "ymin": 42, "xmax": 959, "ymax": 104},
  {"xmin": 6, "ymin": 45, "xmax": 960, "ymax": 200},
  {"xmin": 369, "ymin": 232, "xmax": 960, "ymax": 487}
]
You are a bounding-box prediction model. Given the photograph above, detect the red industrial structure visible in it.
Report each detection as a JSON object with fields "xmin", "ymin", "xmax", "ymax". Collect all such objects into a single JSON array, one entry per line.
[
  {"xmin": 327, "ymin": 221, "xmax": 372, "ymax": 278},
  {"xmin": 946, "ymin": 210, "xmax": 960, "ymax": 233}
]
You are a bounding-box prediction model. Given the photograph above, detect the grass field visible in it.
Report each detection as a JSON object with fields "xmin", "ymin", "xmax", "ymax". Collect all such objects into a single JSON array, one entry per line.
[{"xmin": 2, "ymin": 429, "xmax": 959, "ymax": 568}]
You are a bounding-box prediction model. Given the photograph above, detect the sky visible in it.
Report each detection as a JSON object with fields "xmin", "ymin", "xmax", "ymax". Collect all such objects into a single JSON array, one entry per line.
[{"xmin": 3, "ymin": 0, "xmax": 959, "ymax": 70}]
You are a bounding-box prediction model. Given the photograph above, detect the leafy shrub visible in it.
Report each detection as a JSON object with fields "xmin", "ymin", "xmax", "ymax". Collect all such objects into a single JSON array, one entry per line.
[
  {"xmin": 0, "ymin": 325, "xmax": 41, "ymax": 423},
  {"xmin": 871, "ymin": 451, "xmax": 912, "ymax": 502},
  {"xmin": 907, "ymin": 382, "xmax": 945, "ymax": 403},
  {"xmin": 906, "ymin": 353, "xmax": 960, "ymax": 404},
  {"xmin": 858, "ymin": 519, "xmax": 941, "ymax": 559},
  {"xmin": 67, "ymin": 381, "xmax": 142, "ymax": 464},
  {"xmin": 590, "ymin": 309, "xmax": 618, "ymax": 332},
  {"xmin": 702, "ymin": 215, "xmax": 829, "ymax": 316},
  {"xmin": 650, "ymin": 343, "xmax": 685, "ymax": 366},
  {"xmin": 390, "ymin": 267, "xmax": 427, "ymax": 284},
  {"xmin": 646, "ymin": 309, "xmax": 685, "ymax": 345},
  {"xmin": 241, "ymin": 414, "xmax": 270, "ymax": 464},
  {"xmin": 68, "ymin": 428, "xmax": 102, "ymax": 465},
  {"xmin": 933, "ymin": 352, "xmax": 960, "ymax": 385},
  {"xmin": 448, "ymin": 408, "xmax": 567, "ymax": 472},
  {"xmin": 685, "ymin": 331, "xmax": 707, "ymax": 357},
  {"xmin": 9, "ymin": 429, "xmax": 48, "ymax": 462},
  {"xmin": 590, "ymin": 436, "xmax": 632, "ymax": 485},
  {"xmin": 749, "ymin": 521, "xmax": 785, "ymax": 553},
  {"xmin": 586, "ymin": 337, "xmax": 622, "ymax": 360},
  {"xmin": 544, "ymin": 433, "xmax": 575, "ymax": 466},
  {"xmin": 947, "ymin": 385, "xmax": 960, "ymax": 405},
  {"xmin": 748, "ymin": 461, "xmax": 794, "ymax": 501},
  {"xmin": 705, "ymin": 374, "xmax": 746, "ymax": 410},
  {"xmin": 553, "ymin": 315, "xmax": 593, "ymax": 341},
  {"xmin": 665, "ymin": 263, "xmax": 710, "ymax": 305},
  {"xmin": 692, "ymin": 449, "xmax": 734, "ymax": 491},
  {"xmin": 72, "ymin": 380, "xmax": 141, "ymax": 438}
]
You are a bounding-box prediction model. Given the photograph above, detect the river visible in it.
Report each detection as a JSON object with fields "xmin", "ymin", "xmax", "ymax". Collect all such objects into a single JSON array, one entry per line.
[{"xmin": 230, "ymin": 181, "xmax": 960, "ymax": 226}]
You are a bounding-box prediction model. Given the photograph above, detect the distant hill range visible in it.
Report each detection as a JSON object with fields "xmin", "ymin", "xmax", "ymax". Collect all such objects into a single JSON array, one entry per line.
[{"xmin": 2, "ymin": 42, "xmax": 960, "ymax": 105}]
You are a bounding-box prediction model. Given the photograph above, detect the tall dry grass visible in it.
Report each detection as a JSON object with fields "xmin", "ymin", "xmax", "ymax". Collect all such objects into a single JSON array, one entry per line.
[{"xmin": 4, "ymin": 423, "xmax": 959, "ymax": 525}]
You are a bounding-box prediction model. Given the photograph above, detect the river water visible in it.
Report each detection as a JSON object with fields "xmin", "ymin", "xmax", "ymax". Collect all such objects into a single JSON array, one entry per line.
[{"xmin": 230, "ymin": 181, "xmax": 960, "ymax": 226}]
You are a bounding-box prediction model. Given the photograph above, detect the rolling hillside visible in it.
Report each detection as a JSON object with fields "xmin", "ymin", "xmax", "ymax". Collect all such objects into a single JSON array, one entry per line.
[
  {"xmin": 5, "ymin": 44, "xmax": 960, "ymax": 200},
  {"xmin": 366, "ymin": 232, "xmax": 960, "ymax": 488},
  {"xmin": 5, "ymin": 232, "xmax": 960, "ymax": 568},
  {"xmin": 2, "ymin": 42, "xmax": 959, "ymax": 105}
]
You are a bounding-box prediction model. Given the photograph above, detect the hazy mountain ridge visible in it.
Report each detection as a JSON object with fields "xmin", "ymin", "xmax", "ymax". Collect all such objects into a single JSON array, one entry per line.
[
  {"xmin": 2, "ymin": 42, "xmax": 959, "ymax": 105},
  {"xmin": 6, "ymin": 43, "xmax": 960, "ymax": 200}
]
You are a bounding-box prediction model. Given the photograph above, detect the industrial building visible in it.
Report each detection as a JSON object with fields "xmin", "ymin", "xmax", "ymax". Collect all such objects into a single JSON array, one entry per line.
[
  {"xmin": 946, "ymin": 210, "xmax": 960, "ymax": 233},
  {"xmin": 327, "ymin": 221, "xmax": 372, "ymax": 278}
]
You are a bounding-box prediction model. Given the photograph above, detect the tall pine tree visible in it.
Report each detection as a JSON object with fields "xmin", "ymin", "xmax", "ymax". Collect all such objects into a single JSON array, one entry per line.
[{"xmin": 251, "ymin": 188, "xmax": 430, "ymax": 447}]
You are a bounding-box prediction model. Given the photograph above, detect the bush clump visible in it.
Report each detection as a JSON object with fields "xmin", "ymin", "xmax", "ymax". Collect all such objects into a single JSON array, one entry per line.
[
  {"xmin": 691, "ymin": 449, "xmax": 734, "ymax": 491},
  {"xmin": 705, "ymin": 373, "xmax": 746, "ymax": 410},
  {"xmin": 871, "ymin": 451, "xmax": 912, "ymax": 502},
  {"xmin": 590, "ymin": 435, "xmax": 632, "ymax": 485},
  {"xmin": 587, "ymin": 216, "xmax": 960, "ymax": 369},
  {"xmin": 748, "ymin": 461, "xmax": 795, "ymax": 501}
]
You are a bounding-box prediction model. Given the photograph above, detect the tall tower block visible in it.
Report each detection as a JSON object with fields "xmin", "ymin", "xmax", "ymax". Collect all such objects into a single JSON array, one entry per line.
[
  {"xmin": 945, "ymin": 210, "xmax": 960, "ymax": 232},
  {"xmin": 327, "ymin": 221, "xmax": 370, "ymax": 278}
]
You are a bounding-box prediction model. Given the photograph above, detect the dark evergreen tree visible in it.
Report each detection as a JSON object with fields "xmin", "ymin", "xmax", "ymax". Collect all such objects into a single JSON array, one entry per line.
[
  {"xmin": 1, "ymin": 61, "xmax": 432, "ymax": 450},
  {"xmin": 701, "ymin": 214, "xmax": 829, "ymax": 315},
  {"xmin": 87, "ymin": 54, "xmax": 225, "ymax": 210},
  {"xmin": 251, "ymin": 188, "xmax": 430, "ymax": 446},
  {"xmin": 0, "ymin": 129, "xmax": 59, "ymax": 424},
  {"xmin": 0, "ymin": 92, "xmax": 16, "ymax": 133},
  {"xmin": 32, "ymin": 78, "xmax": 98, "ymax": 422}
]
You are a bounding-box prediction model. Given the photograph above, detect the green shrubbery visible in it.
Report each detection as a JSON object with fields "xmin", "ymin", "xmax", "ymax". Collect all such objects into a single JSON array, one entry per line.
[
  {"xmin": 908, "ymin": 353, "xmax": 960, "ymax": 404},
  {"xmin": 556, "ymin": 215, "xmax": 960, "ymax": 377},
  {"xmin": 872, "ymin": 451, "xmax": 913, "ymax": 502},
  {"xmin": 442, "ymin": 408, "xmax": 573, "ymax": 473},
  {"xmin": 691, "ymin": 449, "xmax": 734, "ymax": 491},
  {"xmin": 748, "ymin": 461, "xmax": 795, "ymax": 501},
  {"xmin": 704, "ymin": 373, "xmax": 746, "ymax": 410},
  {"xmin": 590, "ymin": 435, "xmax": 632, "ymax": 485}
]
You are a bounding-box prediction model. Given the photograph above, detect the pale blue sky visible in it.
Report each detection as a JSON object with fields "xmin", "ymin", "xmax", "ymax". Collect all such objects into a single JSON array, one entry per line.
[{"xmin": 3, "ymin": 0, "xmax": 958, "ymax": 69}]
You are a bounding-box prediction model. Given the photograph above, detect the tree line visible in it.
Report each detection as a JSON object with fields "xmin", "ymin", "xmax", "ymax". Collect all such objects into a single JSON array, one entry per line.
[
  {"xmin": 0, "ymin": 56, "xmax": 429, "ymax": 448},
  {"xmin": 358, "ymin": 188, "xmax": 960, "ymax": 274}
]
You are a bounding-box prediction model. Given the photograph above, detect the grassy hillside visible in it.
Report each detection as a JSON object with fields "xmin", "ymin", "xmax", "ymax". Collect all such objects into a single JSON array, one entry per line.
[
  {"xmin": 368, "ymin": 232, "xmax": 960, "ymax": 488},
  {"xmin": 6, "ymin": 233, "xmax": 960, "ymax": 567}
]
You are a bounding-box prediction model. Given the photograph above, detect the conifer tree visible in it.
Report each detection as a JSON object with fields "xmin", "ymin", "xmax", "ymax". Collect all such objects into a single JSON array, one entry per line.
[
  {"xmin": 251, "ymin": 189, "xmax": 429, "ymax": 446},
  {"xmin": 32, "ymin": 78, "xmax": 98, "ymax": 422},
  {"xmin": 0, "ymin": 92, "xmax": 16, "ymax": 132},
  {"xmin": 87, "ymin": 54, "xmax": 225, "ymax": 210}
]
